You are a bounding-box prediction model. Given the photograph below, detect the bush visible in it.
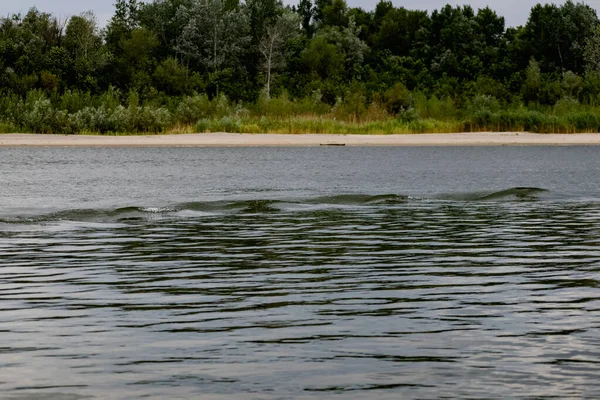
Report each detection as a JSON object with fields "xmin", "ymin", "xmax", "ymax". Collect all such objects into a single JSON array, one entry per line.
[
  {"xmin": 20, "ymin": 91, "xmax": 74, "ymax": 134},
  {"xmin": 211, "ymin": 116, "xmax": 241, "ymax": 133},
  {"xmin": 97, "ymin": 86, "xmax": 122, "ymax": 110},
  {"xmin": 384, "ymin": 83, "xmax": 412, "ymax": 114},
  {"xmin": 469, "ymin": 94, "xmax": 500, "ymax": 114},
  {"xmin": 195, "ymin": 119, "xmax": 211, "ymax": 132},
  {"xmin": 413, "ymin": 93, "xmax": 457, "ymax": 120},
  {"xmin": 256, "ymin": 116, "xmax": 276, "ymax": 132},
  {"xmin": 133, "ymin": 106, "xmax": 172, "ymax": 133},
  {"xmin": 397, "ymin": 107, "xmax": 419, "ymax": 122},
  {"xmin": 176, "ymin": 94, "xmax": 212, "ymax": 124},
  {"xmin": 553, "ymin": 96, "xmax": 581, "ymax": 116},
  {"xmin": 58, "ymin": 90, "xmax": 93, "ymax": 114},
  {"xmin": 256, "ymin": 92, "xmax": 294, "ymax": 117},
  {"xmin": 213, "ymin": 93, "xmax": 231, "ymax": 118},
  {"xmin": 71, "ymin": 104, "xmax": 171, "ymax": 133},
  {"xmin": 334, "ymin": 82, "xmax": 367, "ymax": 121},
  {"xmin": 71, "ymin": 106, "xmax": 119, "ymax": 133}
]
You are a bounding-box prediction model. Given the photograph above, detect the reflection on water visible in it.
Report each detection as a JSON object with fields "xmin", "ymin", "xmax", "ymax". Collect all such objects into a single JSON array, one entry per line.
[{"xmin": 2, "ymin": 198, "xmax": 600, "ymax": 399}]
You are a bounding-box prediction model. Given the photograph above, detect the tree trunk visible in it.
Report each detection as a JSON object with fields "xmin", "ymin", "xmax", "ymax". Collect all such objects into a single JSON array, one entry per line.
[{"xmin": 266, "ymin": 39, "xmax": 274, "ymax": 98}]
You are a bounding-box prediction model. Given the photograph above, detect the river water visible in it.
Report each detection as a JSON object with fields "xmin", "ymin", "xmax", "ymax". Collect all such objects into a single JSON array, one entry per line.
[{"xmin": 1, "ymin": 146, "xmax": 600, "ymax": 399}]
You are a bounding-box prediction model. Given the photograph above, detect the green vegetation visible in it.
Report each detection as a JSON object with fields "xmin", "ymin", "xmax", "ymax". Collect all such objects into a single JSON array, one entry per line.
[{"xmin": 2, "ymin": 0, "xmax": 600, "ymax": 134}]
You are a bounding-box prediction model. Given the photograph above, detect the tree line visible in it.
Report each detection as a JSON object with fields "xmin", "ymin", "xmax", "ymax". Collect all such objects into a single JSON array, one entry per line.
[{"xmin": 1, "ymin": 0, "xmax": 600, "ymax": 134}]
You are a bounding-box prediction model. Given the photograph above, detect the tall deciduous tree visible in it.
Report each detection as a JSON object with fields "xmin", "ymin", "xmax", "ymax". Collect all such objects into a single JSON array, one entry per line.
[
  {"xmin": 175, "ymin": 0, "xmax": 250, "ymax": 72},
  {"xmin": 64, "ymin": 11, "xmax": 109, "ymax": 91},
  {"xmin": 105, "ymin": 0, "xmax": 141, "ymax": 52},
  {"xmin": 522, "ymin": 1, "xmax": 599, "ymax": 74},
  {"xmin": 259, "ymin": 10, "xmax": 299, "ymax": 97},
  {"xmin": 137, "ymin": 0, "xmax": 194, "ymax": 60},
  {"xmin": 297, "ymin": 0, "xmax": 314, "ymax": 37},
  {"xmin": 65, "ymin": 12, "xmax": 100, "ymax": 63},
  {"xmin": 585, "ymin": 26, "xmax": 600, "ymax": 75},
  {"xmin": 523, "ymin": 57, "xmax": 541, "ymax": 103}
]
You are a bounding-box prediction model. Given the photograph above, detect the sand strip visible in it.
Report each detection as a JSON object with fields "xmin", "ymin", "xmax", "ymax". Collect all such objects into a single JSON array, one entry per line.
[{"xmin": 1, "ymin": 132, "xmax": 600, "ymax": 147}]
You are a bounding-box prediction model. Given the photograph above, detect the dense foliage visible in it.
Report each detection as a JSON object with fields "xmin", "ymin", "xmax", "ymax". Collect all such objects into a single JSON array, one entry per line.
[{"xmin": 2, "ymin": 0, "xmax": 600, "ymax": 134}]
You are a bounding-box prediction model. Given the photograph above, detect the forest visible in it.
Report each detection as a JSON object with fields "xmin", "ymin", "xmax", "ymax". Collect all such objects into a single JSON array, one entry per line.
[{"xmin": 2, "ymin": 0, "xmax": 600, "ymax": 134}]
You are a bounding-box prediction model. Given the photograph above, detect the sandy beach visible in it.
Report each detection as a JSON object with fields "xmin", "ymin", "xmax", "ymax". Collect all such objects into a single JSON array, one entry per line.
[{"xmin": 1, "ymin": 132, "xmax": 600, "ymax": 147}]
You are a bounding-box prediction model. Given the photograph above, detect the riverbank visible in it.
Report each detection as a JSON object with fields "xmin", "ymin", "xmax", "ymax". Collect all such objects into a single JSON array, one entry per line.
[{"xmin": 2, "ymin": 132, "xmax": 600, "ymax": 147}]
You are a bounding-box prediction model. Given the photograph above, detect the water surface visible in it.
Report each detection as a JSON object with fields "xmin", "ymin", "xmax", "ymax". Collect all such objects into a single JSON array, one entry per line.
[{"xmin": 1, "ymin": 146, "xmax": 599, "ymax": 399}]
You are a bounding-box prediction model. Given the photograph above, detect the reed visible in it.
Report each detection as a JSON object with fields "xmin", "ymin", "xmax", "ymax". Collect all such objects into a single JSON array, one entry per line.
[{"xmin": 0, "ymin": 122, "xmax": 17, "ymax": 133}]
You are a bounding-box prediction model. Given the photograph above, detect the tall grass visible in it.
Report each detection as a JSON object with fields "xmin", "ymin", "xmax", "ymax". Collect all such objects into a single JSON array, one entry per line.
[
  {"xmin": 192, "ymin": 116, "xmax": 464, "ymax": 135},
  {"xmin": 1, "ymin": 90, "xmax": 600, "ymax": 135},
  {"xmin": 467, "ymin": 108, "xmax": 600, "ymax": 133},
  {"xmin": 0, "ymin": 122, "xmax": 17, "ymax": 133}
]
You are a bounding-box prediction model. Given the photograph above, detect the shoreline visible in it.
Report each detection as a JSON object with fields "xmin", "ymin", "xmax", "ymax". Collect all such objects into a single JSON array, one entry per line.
[{"xmin": 1, "ymin": 132, "xmax": 600, "ymax": 147}]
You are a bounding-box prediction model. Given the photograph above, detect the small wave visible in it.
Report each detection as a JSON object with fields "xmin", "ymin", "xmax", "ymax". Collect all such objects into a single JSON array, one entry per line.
[
  {"xmin": 309, "ymin": 194, "xmax": 409, "ymax": 205},
  {"xmin": 0, "ymin": 206, "xmax": 177, "ymax": 225},
  {"xmin": 0, "ymin": 189, "xmax": 556, "ymax": 224},
  {"xmin": 437, "ymin": 187, "xmax": 548, "ymax": 202},
  {"xmin": 138, "ymin": 207, "xmax": 178, "ymax": 213},
  {"xmin": 0, "ymin": 216, "xmax": 44, "ymax": 224},
  {"xmin": 0, "ymin": 209, "xmax": 108, "ymax": 224},
  {"xmin": 233, "ymin": 200, "xmax": 280, "ymax": 213},
  {"xmin": 181, "ymin": 199, "xmax": 280, "ymax": 213}
]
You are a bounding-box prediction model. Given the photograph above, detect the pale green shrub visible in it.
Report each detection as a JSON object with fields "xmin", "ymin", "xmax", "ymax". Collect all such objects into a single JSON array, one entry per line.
[{"xmin": 176, "ymin": 94, "xmax": 212, "ymax": 123}]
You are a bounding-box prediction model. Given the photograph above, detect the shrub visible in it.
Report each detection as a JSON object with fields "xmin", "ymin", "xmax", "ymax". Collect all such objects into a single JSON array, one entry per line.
[
  {"xmin": 211, "ymin": 116, "xmax": 241, "ymax": 133},
  {"xmin": 195, "ymin": 119, "xmax": 211, "ymax": 132},
  {"xmin": 131, "ymin": 105, "xmax": 172, "ymax": 133},
  {"xmin": 397, "ymin": 107, "xmax": 419, "ymax": 122},
  {"xmin": 97, "ymin": 86, "xmax": 122, "ymax": 110},
  {"xmin": 469, "ymin": 94, "xmax": 500, "ymax": 114},
  {"xmin": 58, "ymin": 90, "xmax": 93, "ymax": 114},
  {"xmin": 19, "ymin": 91, "xmax": 74, "ymax": 134},
  {"xmin": 256, "ymin": 92, "xmax": 295, "ymax": 117},
  {"xmin": 71, "ymin": 106, "xmax": 117, "ymax": 133},
  {"xmin": 213, "ymin": 93, "xmax": 231, "ymax": 118},
  {"xmin": 384, "ymin": 83, "xmax": 412, "ymax": 114},
  {"xmin": 176, "ymin": 94, "xmax": 212, "ymax": 124},
  {"xmin": 553, "ymin": 96, "xmax": 581, "ymax": 116},
  {"xmin": 256, "ymin": 116, "xmax": 276, "ymax": 132},
  {"xmin": 414, "ymin": 93, "xmax": 457, "ymax": 120},
  {"xmin": 334, "ymin": 82, "xmax": 367, "ymax": 121}
]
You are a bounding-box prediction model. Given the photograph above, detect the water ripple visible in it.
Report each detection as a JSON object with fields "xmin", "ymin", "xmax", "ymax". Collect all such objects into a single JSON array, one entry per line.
[{"xmin": 1, "ymin": 200, "xmax": 600, "ymax": 399}]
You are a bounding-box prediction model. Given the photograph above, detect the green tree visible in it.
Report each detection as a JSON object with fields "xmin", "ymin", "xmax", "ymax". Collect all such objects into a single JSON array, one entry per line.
[
  {"xmin": 561, "ymin": 70, "xmax": 583, "ymax": 98},
  {"xmin": 138, "ymin": 0, "xmax": 195, "ymax": 60},
  {"xmin": 301, "ymin": 35, "xmax": 344, "ymax": 80},
  {"xmin": 259, "ymin": 10, "xmax": 300, "ymax": 97},
  {"xmin": 584, "ymin": 26, "xmax": 600, "ymax": 75},
  {"xmin": 317, "ymin": 18, "xmax": 368, "ymax": 79},
  {"xmin": 175, "ymin": 0, "xmax": 251, "ymax": 72},
  {"xmin": 105, "ymin": 0, "xmax": 141, "ymax": 52},
  {"xmin": 65, "ymin": 12, "xmax": 100, "ymax": 63},
  {"xmin": 153, "ymin": 57, "xmax": 200, "ymax": 95},
  {"xmin": 321, "ymin": 0, "xmax": 348, "ymax": 27},
  {"xmin": 297, "ymin": 0, "xmax": 314, "ymax": 37},
  {"xmin": 374, "ymin": 6, "xmax": 428, "ymax": 57},
  {"xmin": 63, "ymin": 11, "xmax": 109, "ymax": 91},
  {"xmin": 523, "ymin": 58, "xmax": 541, "ymax": 103},
  {"xmin": 314, "ymin": 0, "xmax": 332, "ymax": 23},
  {"xmin": 522, "ymin": 1, "xmax": 599, "ymax": 74}
]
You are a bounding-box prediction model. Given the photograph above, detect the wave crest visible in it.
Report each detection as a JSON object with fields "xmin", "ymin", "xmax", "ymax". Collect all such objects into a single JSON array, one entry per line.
[{"xmin": 0, "ymin": 188, "xmax": 552, "ymax": 224}]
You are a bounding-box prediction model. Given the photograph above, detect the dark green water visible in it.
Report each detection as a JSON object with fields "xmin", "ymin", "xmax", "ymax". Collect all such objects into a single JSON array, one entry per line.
[{"xmin": 1, "ymin": 146, "xmax": 600, "ymax": 399}]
